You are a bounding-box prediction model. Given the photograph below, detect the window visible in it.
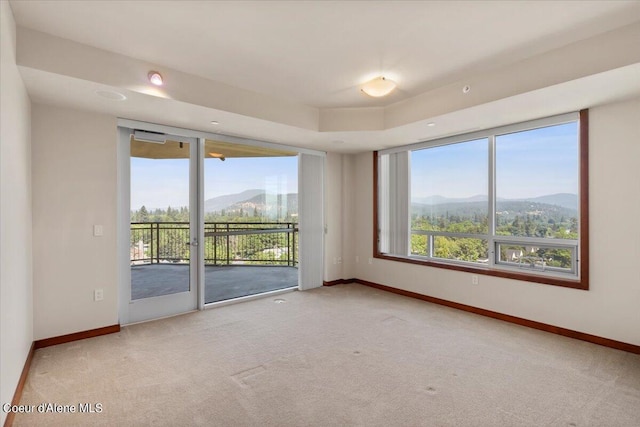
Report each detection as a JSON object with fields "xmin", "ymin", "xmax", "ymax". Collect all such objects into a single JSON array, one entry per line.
[
  {"xmin": 375, "ymin": 111, "xmax": 588, "ymax": 289},
  {"xmin": 410, "ymin": 138, "xmax": 489, "ymax": 263}
]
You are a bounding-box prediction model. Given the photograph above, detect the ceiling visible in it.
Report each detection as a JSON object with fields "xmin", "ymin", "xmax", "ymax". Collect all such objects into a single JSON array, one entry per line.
[{"xmin": 9, "ymin": 1, "xmax": 640, "ymax": 153}]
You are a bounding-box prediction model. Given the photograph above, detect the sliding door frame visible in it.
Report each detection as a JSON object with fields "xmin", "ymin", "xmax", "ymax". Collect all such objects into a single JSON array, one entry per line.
[
  {"xmin": 117, "ymin": 127, "xmax": 200, "ymax": 324},
  {"xmin": 117, "ymin": 119, "xmax": 325, "ymax": 323}
]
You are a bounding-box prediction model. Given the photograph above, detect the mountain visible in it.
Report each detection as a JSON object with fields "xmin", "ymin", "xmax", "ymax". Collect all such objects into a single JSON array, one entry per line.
[
  {"xmin": 227, "ymin": 193, "xmax": 298, "ymax": 218},
  {"xmin": 412, "ymin": 201, "xmax": 488, "ymax": 218},
  {"xmin": 413, "ymin": 193, "xmax": 576, "ymax": 209},
  {"xmin": 204, "ymin": 189, "xmax": 298, "ymax": 218},
  {"xmin": 413, "ymin": 194, "xmax": 487, "ymax": 205},
  {"xmin": 412, "ymin": 193, "xmax": 578, "ymax": 221},
  {"xmin": 520, "ymin": 193, "xmax": 577, "ymax": 210},
  {"xmin": 204, "ymin": 189, "xmax": 264, "ymax": 213}
]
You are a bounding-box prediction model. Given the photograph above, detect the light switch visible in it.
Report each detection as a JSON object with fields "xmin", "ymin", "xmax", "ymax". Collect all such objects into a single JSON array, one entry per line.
[{"xmin": 93, "ymin": 225, "xmax": 103, "ymax": 236}]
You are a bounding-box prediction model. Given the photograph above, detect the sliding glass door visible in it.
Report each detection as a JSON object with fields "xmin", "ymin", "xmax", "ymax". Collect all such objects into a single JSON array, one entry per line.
[
  {"xmin": 118, "ymin": 122, "xmax": 324, "ymax": 324},
  {"xmin": 120, "ymin": 129, "xmax": 198, "ymax": 323},
  {"xmin": 202, "ymin": 140, "xmax": 299, "ymax": 304}
]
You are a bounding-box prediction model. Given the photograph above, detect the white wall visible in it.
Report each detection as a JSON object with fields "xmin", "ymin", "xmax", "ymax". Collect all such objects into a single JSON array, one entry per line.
[
  {"xmin": 324, "ymin": 152, "xmax": 358, "ymax": 282},
  {"xmin": 324, "ymin": 152, "xmax": 343, "ymax": 282},
  {"xmin": 350, "ymin": 97, "xmax": 640, "ymax": 346},
  {"xmin": 0, "ymin": 1, "xmax": 33, "ymax": 422},
  {"xmin": 341, "ymin": 154, "xmax": 357, "ymax": 280},
  {"xmin": 31, "ymin": 104, "xmax": 118, "ymax": 340}
]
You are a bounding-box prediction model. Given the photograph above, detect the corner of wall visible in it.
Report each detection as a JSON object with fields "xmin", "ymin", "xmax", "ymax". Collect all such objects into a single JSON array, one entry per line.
[
  {"xmin": 341, "ymin": 153, "xmax": 357, "ymax": 279},
  {"xmin": 323, "ymin": 152, "xmax": 344, "ymax": 282},
  {"xmin": 1, "ymin": 0, "xmax": 34, "ymax": 423}
]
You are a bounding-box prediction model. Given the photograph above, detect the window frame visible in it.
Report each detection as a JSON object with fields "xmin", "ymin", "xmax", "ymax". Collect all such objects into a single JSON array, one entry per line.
[{"xmin": 373, "ymin": 110, "xmax": 589, "ymax": 290}]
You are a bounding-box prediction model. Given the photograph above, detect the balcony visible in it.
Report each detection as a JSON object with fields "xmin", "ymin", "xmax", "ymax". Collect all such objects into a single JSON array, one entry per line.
[{"xmin": 131, "ymin": 221, "xmax": 298, "ymax": 303}]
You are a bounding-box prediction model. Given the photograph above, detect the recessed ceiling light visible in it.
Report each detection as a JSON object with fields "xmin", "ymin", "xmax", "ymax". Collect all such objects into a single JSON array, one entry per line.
[
  {"xmin": 427, "ymin": 122, "xmax": 435, "ymax": 127},
  {"xmin": 210, "ymin": 121, "xmax": 219, "ymax": 125},
  {"xmin": 361, "ymin": 77, "xmax": 397, "ymax": 97},
  {"xmin": 148, "ymin": 71, "xmax": 163, "ymax": 86},
  {"xmin": 95, "ymin": 90, "xmax": 126, "ymax": 101}
]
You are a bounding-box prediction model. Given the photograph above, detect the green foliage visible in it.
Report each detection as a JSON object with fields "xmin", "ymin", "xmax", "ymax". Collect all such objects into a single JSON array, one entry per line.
[
  {"xmin": 536, "ymin": 247, "xmax": 572, "ymax": 268},
  {"xmin": 410, "ymin": 215, "xmax": 487, "ymax": 262},
  {"xmin": 411, "ymin": 207, "xmax": 577, "ymax": 268},
  {"xmin": 433, "ymin": 236, "xmax": 487, "ymax": 262},
  {"xmin": 411, "ymin": 234, "xmax": 428, "ymax": 256}
]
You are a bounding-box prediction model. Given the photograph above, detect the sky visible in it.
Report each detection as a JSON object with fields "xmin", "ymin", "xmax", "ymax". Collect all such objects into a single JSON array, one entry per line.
[
  {"xmin": 131, "ymin": 155, "xmax": 297, "ymax": 210},
  {"xmin": 131, "ymin": 122, "xmax": 578, "ymax": 210},
  {"xmin": 411, "ymin": 122, "xmax": 579, "ymax": 200}
]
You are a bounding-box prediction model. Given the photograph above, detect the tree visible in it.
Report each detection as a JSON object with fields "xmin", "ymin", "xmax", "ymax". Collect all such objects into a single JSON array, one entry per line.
[
  {"xmin": 537, "ymin": 248, "xmax": 572, "ymax": 268},
  {"xmin": 569, "ymin": 217, "xmax": 578, "ymax": 233},
  {"xmin": 138, "ymin": 205, "xmax": 149, "ymax": 223},
  {"xmin": 166, "ymin": 206, "xmax": 179, "ymax": 221},
  {"xmin": 524, "ymin": 215, "xmax": 535, "ymax": 236},
  {"xmin": 411, "ymin": 234, "xmax": 428, "ymax": 256}
]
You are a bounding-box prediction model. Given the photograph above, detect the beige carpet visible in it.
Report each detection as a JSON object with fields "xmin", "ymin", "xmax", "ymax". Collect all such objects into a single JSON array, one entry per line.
[{"xmin": 13, "ymin": 284, "xmax": 640, "ymax": 426}]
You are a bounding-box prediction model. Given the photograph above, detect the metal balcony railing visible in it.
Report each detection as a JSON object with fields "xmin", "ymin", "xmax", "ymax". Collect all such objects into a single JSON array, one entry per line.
[{"xmin": 130, "ymin": 222, "xmax": 298, "ymax": 266}]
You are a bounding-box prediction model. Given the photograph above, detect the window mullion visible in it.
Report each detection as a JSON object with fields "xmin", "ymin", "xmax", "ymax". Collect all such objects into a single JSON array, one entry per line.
[{"xmin": 488, "ymin": 135, "xmax": 496, "ymax": 268}]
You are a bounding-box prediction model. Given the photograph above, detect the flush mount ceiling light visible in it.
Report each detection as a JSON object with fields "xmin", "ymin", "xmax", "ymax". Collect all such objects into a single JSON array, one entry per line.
[
  {"xmin": 361, "ymin": 76, "xmax": 397, "ymax": 97},
  {"xmin": 148, "ymin": 71, "xmax": 163, "ymax": 86}
]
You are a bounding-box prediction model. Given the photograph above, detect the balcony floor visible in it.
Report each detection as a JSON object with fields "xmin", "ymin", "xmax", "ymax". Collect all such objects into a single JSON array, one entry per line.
[{"xmin": 131, "ymin": 264, "xmax": 298, "ymax": 304}]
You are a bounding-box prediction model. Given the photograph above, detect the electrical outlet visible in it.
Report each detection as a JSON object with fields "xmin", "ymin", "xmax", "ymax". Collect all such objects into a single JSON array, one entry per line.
[
  {"xmin": 471, "ymin": 275, "xmax": 479, "ymax": 285},
  {"xmin": 93, "ymin": 225, "xmax": 103, "ymax": 236},
  {"xmin": 94, "ymin": 289, "xmax": 104, "ymax": 301},
  {"xmin": 337, "ymin": 257, "xmax": 343, "ymax": 264},
  {"xmin": 368, "ymin": 258, "xmax": 373, "ymax": 265}
]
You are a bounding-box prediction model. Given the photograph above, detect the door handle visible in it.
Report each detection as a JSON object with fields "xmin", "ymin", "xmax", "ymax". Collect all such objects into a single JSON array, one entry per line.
[{"xmin": 190, "ymin": 238, "xmax": 199, "ymax": 246}]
